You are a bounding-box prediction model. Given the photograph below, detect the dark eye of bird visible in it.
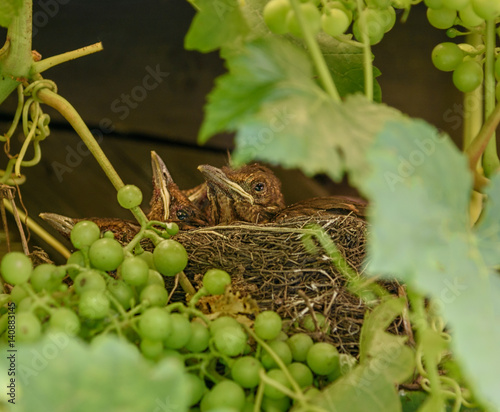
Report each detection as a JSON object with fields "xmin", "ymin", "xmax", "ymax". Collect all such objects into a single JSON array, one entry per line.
[
  {"xmin": 176, "ymin": 210, "xmax": 189, "ymax": 220},
  {"xmin": 254, "ymin": 182, "xmax": 265, "ymax": 192}
]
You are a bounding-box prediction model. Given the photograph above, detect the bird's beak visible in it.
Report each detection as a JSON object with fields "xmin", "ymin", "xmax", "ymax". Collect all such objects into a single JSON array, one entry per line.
[
  {"xmin": 197, "ymin": 164, "xmax": 254, "ymax": 205},
  {"xmin": 39, "ymin": 213, "xmax": 75, "ymax": 237},
  {"xmin": 150, "ymin": 151, "xmax": 171, "ymax": 220}
]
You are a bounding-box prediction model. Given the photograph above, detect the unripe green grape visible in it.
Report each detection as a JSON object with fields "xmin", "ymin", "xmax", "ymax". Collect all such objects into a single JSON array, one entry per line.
[
  {"xmin": 153, "ymin": 239, "xmax": 188, "ymax": 277},
  {"xmin": 321, "ymin": 9, "xmax": 350, "ymax": 37},
  {"xmin": 452, "ymin": 60, "xmax": 483, "ymax": 92},
  {"xmin": 379, "ymin": 6, "xmax": 396, "ymax": 32},
  {"xmin": 139, "ymin": 307, "xmax": 171, "ymax": 341},
  {"xmin": 140, "ymin": 284, "xmax": 169, "ymax": 307},
  {"xmin": 459, "ymin": 5, "xmax": 484, "ymax": 26},
  {"xmin": 231, "ymin": 356, "xmax": 263, "ymax": 389},
  {"xmin": 74, "ymin": 269, "xmax": 106, "ymax": 295},
  {"xmin": 107, "ymin": 279, "xmax": 135, "ymax": 310},
  {"xmin": 79, "ymin": 290, "xmax": 110, "ymax": 319},
  {"xmin": 325, "ymin": 1, "xmax": 353, "ymax": 22},
  {"xmin": 118, "ymin": 256, "xmax": 149, "ymax": 286},
  {"xmin": 432, "ymin": 42, "xmax": 464, "ymax": 72},
  {"xmin": 186, "ymin": 374, "xmax": 207, "ymax": 407},
  {"xmin": 9, "ymin": 285, "xmax": 28, "ymax": 304},
  {"xmin": 442, "ymin": 0, "xmax": 469, "ymax": 10},
  {"xmin": 213, "ymin": 326, "xmax": 247, "ymax": 357},
  {"xmin": 427, "ymin": 7, "xmax": 457, "ymax": 29},
  {"xmin": 1, "ymin": 252, "xmax": 32, "ymax": 285},
  {"xmin": 288, "ymin": 362, "xmax": 313, "ymax": 388},
  {"xmin": 425, "ymin": 0, "xmax": 443, "ymax": 8},
  {"xmin": 254, "ymin": 310, "xmax": 283, "ymax": 341},
  {"xmin": 16, "ymin": 312, "xmax": 42, "ymax": 342},
  {"xmin": 328, "ymin": 353, "xmax": 357, "ymax": 381},
  {"xmin": 30, "ymin": 263, "xmax": 59, "ymax": 292},
  {"xmin": 117, "ymin": 184, "xmax": 143, "ymax": 209},
  {"xmin": 200, "ymin": 380, "xmax": 245, "ymax": 412},
  {"xmin": 210, "ymin": 316, "xmax": 242, "ymax": 335},
  {"xmin": 303, "ymin": 313, "xmax": 330, "ymax": 333},
  {"xmin": 352, "ymin": 8, "xmax": 385, "ymax": 45},
  {"xmin": 17, "ymin": 297, "xmax": 33, "ymax": 312},
  {"xmin": 140, "ymin": 338, "xmax": 164, "ymax": 359},
  {"xmin": 366, "ymin": 0, "xmax": 391, "ymax": 8},
  {"xmin": 263, "ymin": 369, "xmax": 291, "ymax": 400},
  {"xmin": 263, "ymin": 0, "xmax": 292, "ymax": 34},
  {"xmin": 136, "ymin": 251, "xmax": 156, "ymax": 270},
  {"xmin": 89, "ymin": 238, "xmax": 124, "ymax": 271},
  {"xmin": 70, "ymin": 220, "xmax": 100, "ymax": 250},
  {"xmin": 144, "ymin": 269, "xmax": 165, "ymax": 287},
  {"xmin": 185, "ymin": 320, "xmax": 210, "ymax": 353},
  {"xmin": 306, "ymin": 342, "xmax": 340, "ymax": 375},
  {"xmin": 261, "ymin": 340, "xmax": 293, "ymax": 369},
  {"xmin": 286, "ymin": 3, "xmax": 322, "ymax": 38},
  {"xmin": 262, "ymin": 396, "xmax": 290, "ymax": 412},
  {"xmin": 471, "ymin": 0, "xmax": 500, "ymax": 20},
  {"xmin": 67, "ymin": 250, "xmax": 86, "ymax": 279},
  {"xmin": 286, "ymin": 332, "xmax": 314, "ymax": 362},
  {"xmin": 202, "ymin": 268, "xmax": 231, "ymax": 295},
  {"xmin": 49, "ymin": 307, "xmax": 80, "ymax": 336},
  {"xmin": 164, "ymin": 313, "xmax": 192, "ymax": 349}
]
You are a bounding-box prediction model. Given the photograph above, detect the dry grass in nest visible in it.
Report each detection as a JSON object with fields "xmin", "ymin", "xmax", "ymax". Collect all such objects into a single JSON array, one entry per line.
[{"xmin": 173, "ymin": 213, "xmax": 406, "ymax": 357}]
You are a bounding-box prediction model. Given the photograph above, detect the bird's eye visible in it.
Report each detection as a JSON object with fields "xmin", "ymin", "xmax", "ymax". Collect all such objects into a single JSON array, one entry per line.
[
  {"xmin": 176, "ymin": 210, "xmax": 189, "ymax": 220},
  {"xmin": 254, "ymin": 182, "xmax": 265, "ymax": 192}
]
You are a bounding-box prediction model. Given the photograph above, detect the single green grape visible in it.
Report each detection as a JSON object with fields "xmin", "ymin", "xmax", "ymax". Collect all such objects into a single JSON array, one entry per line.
[
  {"xmin": 185, "ymin": 320, "xmax": 210, "ymax": 353},
  {"xmin": 213, "ymin": 325, "xmax": 248, "ymax": 357},
  {"xmin": 286, "ymin": 3, "xmax": 321, "ymax": 38},
  {"xmin": 202, "ymin": 268, "xmax": 231, "ymax": 295},
  {"xmin": 352, "ymin": 9, "xmax": 385, "ymax": 45},
  {"xmin": 9, "ymin": 285, "xmax": 28, "ymax": 305},
  {"xmin": 366, "ymin": 0, "xmax": 391, "ymax": 7},
  {"xmin": 49, "ymin": 307, "xmax": 81, "ymax": 336},
  {"xmin": 67, "ymin": 250, "xmax": 86, "ymax": 279},
  {"xmin": 200, "ymin": 380, "xmax": 246, "ymax": 412},
  {"xmin": 261, "ymin": 340, "xmax": 293, "ymax": 370},
  {"xmin": 153, "ymin": 239, "xmax": 188, "ymax": 277},
  {"xmin": 471, "ymin": 0, "xmax": 500, "ymax": 20},
  {"xmin": 210, "ymin": 316, "xmax": 242, "ymax": 335},
  {"xmin": 321, "ymin": 8, "xmax": 350, "ymax": 37},
  {"xmin": 79, "ymin": 290, "xmax": 110, "ymax": 320},
  {"xmin": 107, "ymin": 279, "xmax": 135, "ymax": 310},
  {"xmin": 262, "ymin": 396, "xmax": 290, "ymax": 412},
  {"xmin": 263, "ymin": 369, "xmax": 291, "ymax": 400},
  {"xmin": 459, "ymin": 5, "xmax": 484, "ymax": 27},
  {"xmin": 1, "ymin": 252, "xmax": 32, "ymax": 285},
  {"xmin": 103, "ymin": 231, "xmax": 115, "ymax": 239},
  {"xmin": 140, "ymin": 284, "xmax": 169, "ymax": 307},
  {"xmin": 288, "ymin": 362, "xmax": 314, "ymax": 388},
  {"xmin": 70, "ymin": 220, "xmax": 100, "ymax": 250},
  {"xmin": 431, "ymin": 42, "xmax": 464, "ymax": 72},
  {"xmin": 136, "ymin": 251, "xmax": 156, "ymax": 270},
  {"xmin": 426, "ymin": 7, "xmax": 457, "ymax": 29},
  {"xmin": 140, "ymin": 338, "xmax": 164, "ymax": 359},
  {"xmin": 73, "ymin": 269, "xmax": 106, "ymax": 295},
  {"xmin": 186, "ymin": 373, "xmax": 207, "ymax": 407},
  {"xmin": 263, "ymin": 0, "xmax": 292, "ymax": 34},
  {"xmin": 89, "ymin": 238, "xmax": 124, "ymax": 271},
  {"xmin": 379, "ymin": 6, "xmax": 396, "ymax": 33},
  {"xmin": 452, "ymin": 60, "xmax": 483, "ymax": 92},
  {"xmin": 306, "ymin": 342, "xmax": 340, "ymax": 375},
  {"xmin": 425, "ymin": 0, "xmax": 443, "ymax": 8},
  {"xmin": 30, "ymin": 263, "xmax": 59, "ymax": 292},
  {"xmin": 442, "ymin": 0, "xmax": 470, "ymax": 10},
  {"xmin": 302, "ymin": 313, "xmax": 330, "ymax": 333},
  {"xmin": 231, "ymin": 356, "xmax": 264, "ymax": 389},
  {"xmin": 164, "ymin": 313, "xmax": 192, "ymax": 349},
  {"xmin": 117, "ymin": 184, "xmax": 143, "ymax": 209},
  {"xmin": 286, "ymin": 332, "xmax": 314, "ymax": 362},
  {"xmin": 325, "ymin": 1, "xmax": 352, "ymax": 22},
  {"xmin": 16, "ymin": 312, "xmax": 42, "ymax": 342},
  {"xmin": 254, "ymin": 310, "xmax": 282, "ymax": 341},
  {"xmin": 139, "ymin": 307, "xmax": 171, "ymax": 341}
]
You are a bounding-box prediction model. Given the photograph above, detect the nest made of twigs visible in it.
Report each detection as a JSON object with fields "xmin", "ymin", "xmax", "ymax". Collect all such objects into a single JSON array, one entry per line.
[{"xmin": 172, "ymin": 213, "xmax": 404, "ymax": 357}]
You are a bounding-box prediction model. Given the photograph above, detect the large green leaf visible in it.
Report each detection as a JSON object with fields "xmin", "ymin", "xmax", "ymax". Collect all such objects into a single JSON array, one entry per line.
[
  {"xmin": 361, "ymin": 118, "xmax": 500, "ymax": 410},
  {"xmin": 0, "ymin": 335, "xmax": 189, "ymax": 412},
  {"xmin": 0, "ymin": 0, "xmax": 22, "ymax": 28},
  {"xmin": 302, "ymin": 297, "xmax": 414, "ymax": 412}
]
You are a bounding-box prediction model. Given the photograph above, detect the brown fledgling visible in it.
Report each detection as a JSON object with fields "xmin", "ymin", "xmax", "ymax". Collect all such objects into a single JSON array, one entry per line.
[
  {"xmin": 197, "ymin": 163, "xmax": 285, "ymax": 225},
  {"xmin": 272, "ymin": 195, "xmax": 367, "ymax": 222}
]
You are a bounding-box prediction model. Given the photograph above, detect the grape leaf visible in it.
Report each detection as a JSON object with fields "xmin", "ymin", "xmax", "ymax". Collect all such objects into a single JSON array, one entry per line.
[
  {"xmin": 0, "ymin": 334, "xmax": 189, "ymax": 412},
  {"xmin": 360, "ymin": 118, "xmax": 500, "ymax": 410},
  {"xmin": 184, "ymin": 0, "xmax": 250, "ymax": 53},
  {"xmin": 0, "ymin": 0, "xmax": 22, "ymax": 28},
  {"xmin": 199, "ymin": 37, "xmax": 402, "ymax": 186},
  {"xmin": 303, "ymin": 297, "xmax": 414, "ymax": 412}
]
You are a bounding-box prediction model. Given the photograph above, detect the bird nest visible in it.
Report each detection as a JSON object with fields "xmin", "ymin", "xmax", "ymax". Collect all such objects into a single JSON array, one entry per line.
[{"xmin": 173, "ymin": 213, "xmax": 405, "ymax": 357}]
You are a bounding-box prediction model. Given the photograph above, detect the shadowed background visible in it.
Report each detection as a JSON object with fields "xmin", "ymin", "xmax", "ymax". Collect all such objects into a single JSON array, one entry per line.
[{"xmin": 0, "ymin": 0, "xmax": 469, "ymax": 262}]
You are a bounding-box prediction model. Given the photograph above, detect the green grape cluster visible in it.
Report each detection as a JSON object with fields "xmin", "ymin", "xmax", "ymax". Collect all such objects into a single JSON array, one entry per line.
[
  {"xmin": 263, "ymin": 0, "xmax": 398, "ymax": 45},
  {"xmin": 0, "ymin": 232, "xmax": 357, "ymax": 411}
]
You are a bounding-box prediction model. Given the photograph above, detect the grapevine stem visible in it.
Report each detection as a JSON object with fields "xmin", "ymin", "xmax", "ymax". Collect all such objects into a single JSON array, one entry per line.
[
  {"xmin": 32, "ymin": 42, "xmax": 103, "ymax": 74},
  {"xmin": 288, "ymin": 0, "xmax": 341, "ymax": 102},
  {"xmin": 482, "ymin": 19, "xmax": 500, "ymax": 176},
  {"xmin": 35, "ymin": 88, "xmax": 148, "ymax": 225},
  {"xmin": 356, "ymin": 0, "xmax": 373, "ymax": 101}
]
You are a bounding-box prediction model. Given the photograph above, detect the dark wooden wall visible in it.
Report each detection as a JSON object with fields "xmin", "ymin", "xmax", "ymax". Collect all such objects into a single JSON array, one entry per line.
[{"xmin": 0, "ymin": 1, "xmax": 475, "ymax": 262}]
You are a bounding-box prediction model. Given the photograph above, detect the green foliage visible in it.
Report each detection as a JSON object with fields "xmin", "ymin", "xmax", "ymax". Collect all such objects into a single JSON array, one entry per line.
[
  {"xmin": 0, "ymin": 335, "xmax": 189, "ymax": 412},
  {"xmin": 0, "ymin": 0, "xmax": 22, "ymax": 28},
  {"xmin": 361, "ymin": 118, "xmax": 500, "ymax": 409}
]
